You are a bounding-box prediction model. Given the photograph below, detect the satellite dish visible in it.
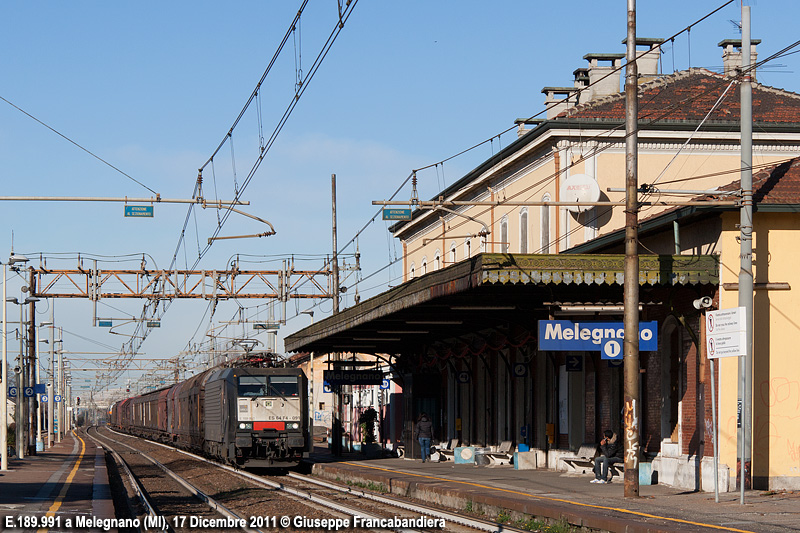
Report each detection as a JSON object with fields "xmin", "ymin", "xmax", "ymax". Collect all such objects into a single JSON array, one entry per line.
[{"xmin": 559, "ymin": 174, "xmax": 600, "ymax": 213}]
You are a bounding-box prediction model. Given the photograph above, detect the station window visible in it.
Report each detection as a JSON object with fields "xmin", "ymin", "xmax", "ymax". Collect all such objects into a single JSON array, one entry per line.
[
  {"xmin": 500, "ymin": 215, "xmax": 509, "ymax": 253},
  {"xmin": 520, "ymin": 208, "xmax": 528, "ymax": 253}
]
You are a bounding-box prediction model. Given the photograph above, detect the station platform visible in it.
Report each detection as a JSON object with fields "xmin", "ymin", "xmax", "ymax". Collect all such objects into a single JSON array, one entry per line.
[
  {"xmin": 0, "ymin": 431, "xmax": 115, "ymax": 532},
  {"xmin": 308, "ymin": 446, "xmax": 800, "ymax": 533}
]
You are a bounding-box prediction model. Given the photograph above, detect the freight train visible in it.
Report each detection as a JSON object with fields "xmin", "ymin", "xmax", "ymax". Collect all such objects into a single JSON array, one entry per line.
[{"xmin": 110, "ymin": 354, "xmax": 309, "ymax": 467}]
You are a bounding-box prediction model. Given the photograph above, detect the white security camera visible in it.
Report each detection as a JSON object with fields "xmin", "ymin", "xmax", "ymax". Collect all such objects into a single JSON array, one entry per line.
[{"xmin": 693, "ymin": 296, "xmax": 713, "ymax": 309}]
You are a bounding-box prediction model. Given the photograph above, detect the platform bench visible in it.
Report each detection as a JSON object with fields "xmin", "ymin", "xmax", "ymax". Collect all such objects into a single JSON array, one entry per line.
[
  {"xmin": 486, "ymin": 441, "xmax": 514, "ymax": 465},
  {"xmin": 560, "ymin": 442, "xmax": 623, "ymax": 479},
  {"xmin": 434, "ymin": 439, "xmax": 460, "ymax": 462}
]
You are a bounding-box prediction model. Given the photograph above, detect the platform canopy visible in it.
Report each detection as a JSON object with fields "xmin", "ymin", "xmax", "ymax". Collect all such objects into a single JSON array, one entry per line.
[{"xmin": 284, "ymin": 253, "xmax": 718, "ymax": 356}]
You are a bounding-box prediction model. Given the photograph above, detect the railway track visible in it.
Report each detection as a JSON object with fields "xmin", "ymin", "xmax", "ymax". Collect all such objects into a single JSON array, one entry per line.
[{"xmin": 92, "ymin": 426, "xmax": 528, "ymax": 533}]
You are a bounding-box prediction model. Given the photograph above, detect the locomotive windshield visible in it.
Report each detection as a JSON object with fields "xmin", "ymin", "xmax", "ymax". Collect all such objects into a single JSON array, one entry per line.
[{"xmin": 238, "ymin": 375, "xmax": 299, "ymax": 398}]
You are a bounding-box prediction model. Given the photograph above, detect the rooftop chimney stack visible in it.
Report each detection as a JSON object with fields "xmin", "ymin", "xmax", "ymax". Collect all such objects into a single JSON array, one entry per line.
[
  {"xmin": 541, "ymin": 87, "xmax": 580, "ymax": 119},
  {"xmin": 622, "ymin": 37, "xmax": 664, "ymax": 83},
  {"xmin": 583, "ymin": 53, "xmax": 625, "ymax": 99},
  {"xmin": 719, "ymin": 39, "xmax": 760, "ymax": 82},
  {"xmin": 574, "ymin": 67, "xmax": 591, "ymax": 98}
]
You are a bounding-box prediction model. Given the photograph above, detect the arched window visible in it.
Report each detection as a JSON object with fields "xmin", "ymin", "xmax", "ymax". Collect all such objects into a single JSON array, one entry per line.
[
  {"xmin": 421, "ymin": 257, "xmax": 428, "ymax": 275},
  {"xmin": 464, "ymin": 237, "xmax": 471, "ymax": 258},
  {"xmin": 541, "ymin": 193, "xmax": 551, "ymax": 253},
  {"xmin": 409, "ymin": 262, "xmax": 416, "ymax": 279},
  {"xmin": 520, "ymin": 208, "xmax": 528, "ymax": 253},
  {"xmin": 500, "ymin": 215, "xmax": 509, "ymax": 253},
  {"xmin": 450, "ymin": 242, "xmax": 457, "ymax": 265},
  {"xmin": 434, "ymin": 251, "xmax": 441, "ymax": 271}
]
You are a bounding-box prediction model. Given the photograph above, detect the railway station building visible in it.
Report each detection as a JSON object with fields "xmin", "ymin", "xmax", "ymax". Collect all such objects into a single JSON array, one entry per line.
[{"xmin": 286, "ymin": 38, "xmax": 800, "ymax": 492}]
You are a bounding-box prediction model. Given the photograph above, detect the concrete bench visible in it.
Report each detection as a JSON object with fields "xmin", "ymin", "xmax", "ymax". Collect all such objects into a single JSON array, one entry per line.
[
  {"xmin": 435, "ymin": 439, "xmax": 460, "ymax": 461},
  {"xmin": 486, "ymin": 441, "xmax": 514, "ymax": 465},
  {"xmin": 559, "ymin": 442, "xmax": 599, "ymax": 474},
  {"xmin": 560, "ymin": 442, "xmax": 623, "ymax": 479}
]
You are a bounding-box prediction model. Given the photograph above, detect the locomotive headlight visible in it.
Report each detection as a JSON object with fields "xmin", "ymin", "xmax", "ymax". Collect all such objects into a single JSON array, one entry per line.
[
  {"xmin": 288, "ymin": 422, "xmax": 299, "ymax": 430},
  {"xmin": 239, "ymin": 422, "xmax": 253, "ymax": 430}
]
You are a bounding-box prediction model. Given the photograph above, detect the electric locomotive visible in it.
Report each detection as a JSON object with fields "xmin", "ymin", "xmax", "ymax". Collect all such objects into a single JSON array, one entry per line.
[
  {"xmin": 204, "ymin": 365, "xmax": 308, "ymax": 467},
  {"xmin": 110, "ymin": 353, "xmax": 309, "ymax": 468}
]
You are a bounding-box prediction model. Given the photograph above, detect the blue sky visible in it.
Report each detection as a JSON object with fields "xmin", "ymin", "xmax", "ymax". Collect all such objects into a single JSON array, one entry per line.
[{"xmin": 1, "ymin": 1, "xmax": 796, "ymax": 396}]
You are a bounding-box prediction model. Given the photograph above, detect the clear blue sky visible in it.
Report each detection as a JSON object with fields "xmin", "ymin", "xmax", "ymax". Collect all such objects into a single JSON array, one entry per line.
[{"xmin": 1, "ymin": 1, "xmax": 796, "ymax": 397}]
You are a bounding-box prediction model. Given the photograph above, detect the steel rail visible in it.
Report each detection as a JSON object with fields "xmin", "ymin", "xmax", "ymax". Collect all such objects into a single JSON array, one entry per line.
[
  {"xmin": 104, "ymin": 427, "xmax": 422, "ymax": 533},
  {"xmin": 285, "ymin": 471, "xmax": 526, "ymax": 533},
  {"xmin": 105, "ymin": 428, "xmax": 525, "ymax": 533},
  {"xmin": 84, "ymin": 429, "xmax": 163, "ymax": 532},
  {"xmin": 93, "ymin": 428, "xmax": 262, "ymax": 533}
]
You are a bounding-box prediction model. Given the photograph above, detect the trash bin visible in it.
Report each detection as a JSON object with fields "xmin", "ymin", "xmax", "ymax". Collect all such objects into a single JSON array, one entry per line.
[{"xmin": 474, "ymin": 447, "xmax": 491, "ymax": 466}]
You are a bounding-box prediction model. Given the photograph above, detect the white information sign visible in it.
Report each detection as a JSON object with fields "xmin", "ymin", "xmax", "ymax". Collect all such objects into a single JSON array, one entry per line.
[{"xmin": 706, "ymin": 306, "xmax": 746, "ymax": 359}]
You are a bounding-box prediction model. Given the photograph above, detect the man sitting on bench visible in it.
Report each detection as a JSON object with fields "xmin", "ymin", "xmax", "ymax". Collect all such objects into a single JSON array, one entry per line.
[{"xmin": 591, "ymin": 429, "xmax": 623, "ymax": 484}]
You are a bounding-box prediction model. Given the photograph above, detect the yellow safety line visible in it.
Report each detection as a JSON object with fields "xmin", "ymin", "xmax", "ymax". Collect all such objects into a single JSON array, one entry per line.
[
  {"xmin": 342, "ymin": 462, "xmax": 756, "ymax": 533},
  {"xmin": 36, "ymin": 431, "xmax": 86, "ymax": 533}
]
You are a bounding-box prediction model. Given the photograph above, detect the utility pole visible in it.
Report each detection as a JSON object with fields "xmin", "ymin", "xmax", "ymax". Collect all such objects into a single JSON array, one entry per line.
[
  {"xmin": 738, "ymin": 4, "xmax": 753, "ymax": 503},
  {"xmin": 1, "ymin": 263, "xmax": 7, "ymax": 470},
  {"xmin": 331, "ymin": 173, "xmax": 343, "ymax": 456},
  {"xmin": 17, "ymin": 302, "xmax": 25, "ymax": 459},
  {"xmin": 623, "ymin": 0, "xmax": 641, "ymax": 498},
  {"xmin": 27, "ymin": 270, "xmax": 37, "ymax": 455},
  {"xmin": 48, "ymin": 303, "xmax": 55, "ymax": 447},
  {"xmin": 57, "ymin": 327, "xmax": 63, "ymax": 443}
]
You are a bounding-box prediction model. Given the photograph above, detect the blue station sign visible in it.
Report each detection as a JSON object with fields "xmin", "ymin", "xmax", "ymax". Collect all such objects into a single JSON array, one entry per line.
[
  {"xmin": 124, "ymin": 205, "xmax": 154, "ymax": 218},
  {"xmin": 323, "ymin": 369, "xmax": 383, "ymax": 386},
  {"xmin": 382, "ymin": 208, "xmax": 412, "ymax": 221},
  {"xmin": 538, "ymin": 320, "xmax": 658, "ymax": 360}
]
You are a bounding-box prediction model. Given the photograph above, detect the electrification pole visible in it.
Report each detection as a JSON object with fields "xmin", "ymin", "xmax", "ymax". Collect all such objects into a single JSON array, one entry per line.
[
  {"xmin": 1, "ymin": 264, "xmax": 7, "ymax": 470},
  {"xmin": 48, "ymin": 303, "xmax": 54, "ymax": 447},
  {"xmin": 27, "ymin": 271, "xmax": 37, "ymax": 455},
  {"xmin": 738, "ymin": 4, "xmax": 753, "ymax": 503},
  {"xmin": 331, "ymin": 173, "xmax": 343, "ymax": 456},
  {"xmin": 623, "ymin": 0, "xmax": 641, "ymax": 498}
]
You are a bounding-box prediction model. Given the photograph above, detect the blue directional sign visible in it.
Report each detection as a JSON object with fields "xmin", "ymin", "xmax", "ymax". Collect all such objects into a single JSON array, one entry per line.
[
  {"xmin": 54, "ymin": 394, "xmax": 62, "ymax": 403},
  {"xmin": 380, "ymin": 379, "xmax": 390, "ymax": 390},
  {"xmin": 34, "ymin": 383, "xmax": 47, "ymax": 394},
  {"xmin": 124, "ymin": 205, "xmax": 154, "ymax": 217},
  {"xmin": 98, "ymin": 320, "xmax": 113, "ymax": 327},
  {"xmin": 8, "ymin": 387, "xmax": 17, "ymax": 398},
  {"xmin": 41, "ymin": 395, "xmax": 48, "ymax": 403},
  {"xmin": 323, "ymin": 381, "xmax": 332, "ymax": 394},
  {"xmin": 23, "ymin": 387, "xmax": 34, "ymax": 398}
]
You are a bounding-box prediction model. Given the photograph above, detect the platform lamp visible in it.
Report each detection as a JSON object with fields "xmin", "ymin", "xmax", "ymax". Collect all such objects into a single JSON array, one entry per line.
[{"xmin": 2, "ymin": 252, "xmax": 29, "ymax": 471}]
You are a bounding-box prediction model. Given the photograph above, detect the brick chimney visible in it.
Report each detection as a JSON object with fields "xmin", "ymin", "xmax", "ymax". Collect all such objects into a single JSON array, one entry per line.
[
  {"xmin": 719, "ymin": 39, "xmax": 760, "ymax": 82},
  {"xmin": 583, "ymin": 53, "xmax": 625, "ymax": 99}
]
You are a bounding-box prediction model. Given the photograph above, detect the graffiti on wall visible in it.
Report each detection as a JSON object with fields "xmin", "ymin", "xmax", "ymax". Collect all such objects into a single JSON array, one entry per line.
[
  {"xmin": 314, "ymin": 410, "xmax": 332, "ymax": 427},
  {"xmin": 624, "ymin": 398, "xmax": 639, "ymax": 468},
  {"xmin": 757, "ymin": 377, "xmax": 800, "ymax": 475}
]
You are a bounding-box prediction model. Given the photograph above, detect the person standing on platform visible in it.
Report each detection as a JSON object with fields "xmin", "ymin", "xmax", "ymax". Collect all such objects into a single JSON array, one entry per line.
[
  {"xmin": 591, "ymin": 429, "xmax": 623, "ymax": 483},
  {"xmin": 414, "ymin": 413, "xmax": 433, "ymax": 463}
]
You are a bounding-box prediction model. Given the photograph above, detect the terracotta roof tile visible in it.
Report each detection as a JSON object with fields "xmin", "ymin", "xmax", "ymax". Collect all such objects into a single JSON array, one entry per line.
[
  {"xmin": 716, "ymin": 157, "xmax": 800, "ymax": 205},
  {"xmin": 557, "ymin": 69, "xmax": 800, "ymax": 125}
]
